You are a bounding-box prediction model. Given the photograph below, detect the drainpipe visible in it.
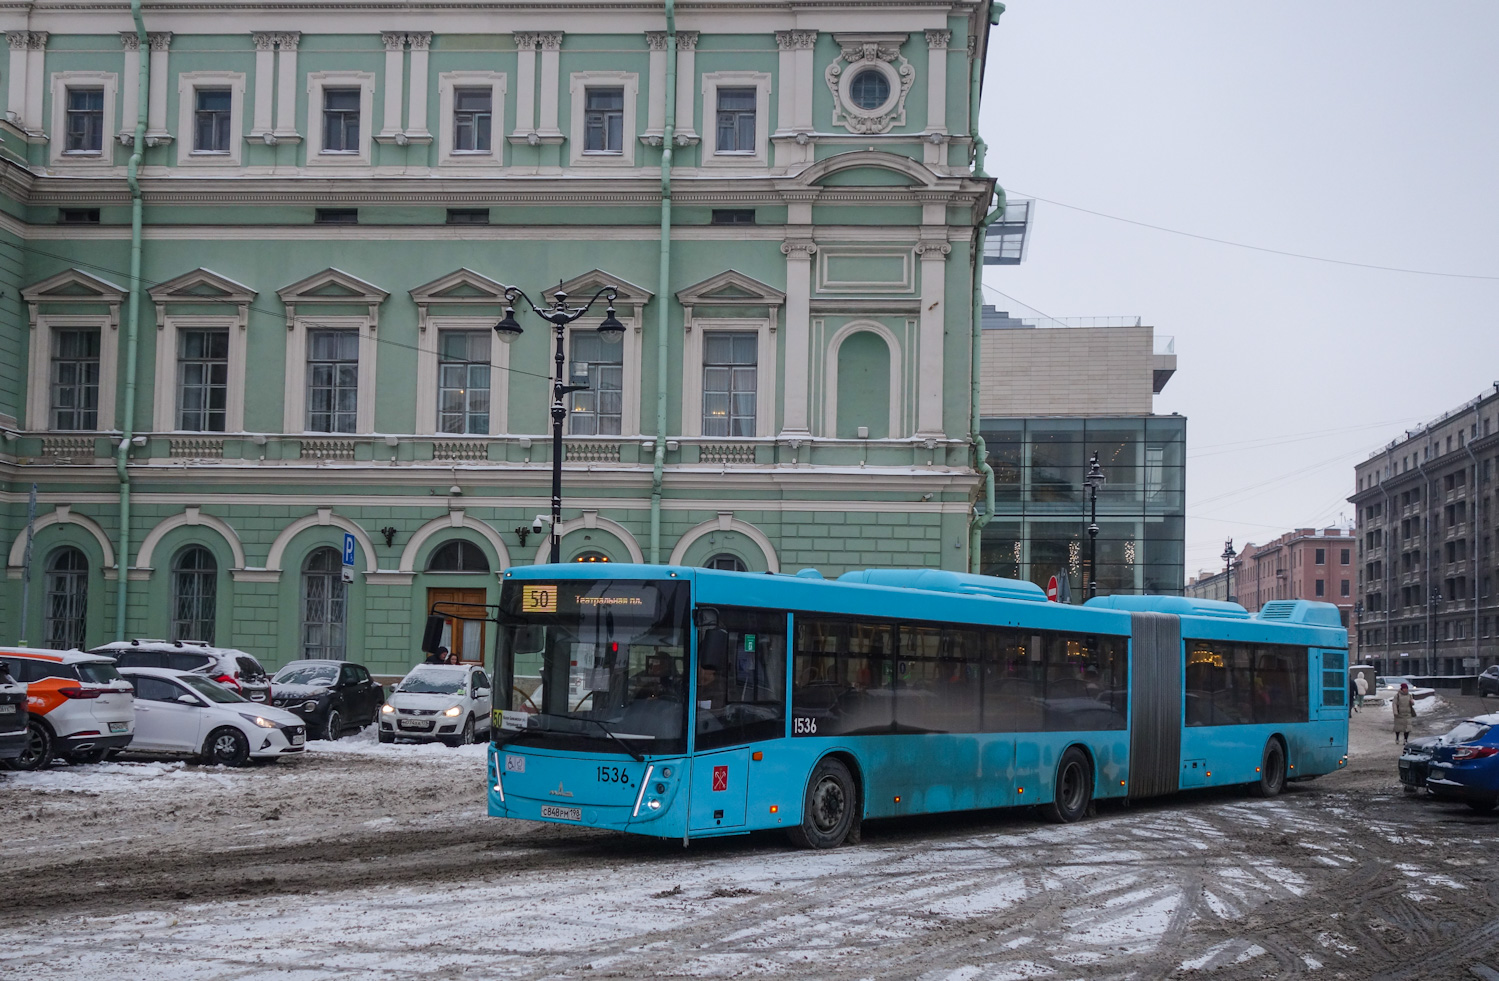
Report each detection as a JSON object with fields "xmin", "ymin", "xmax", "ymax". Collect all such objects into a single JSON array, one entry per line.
[
  {"xmin": 967, "ymin": 2, "xmax": 1004, "ymax": 573},
  {"xmin": 115, "ymin": 1, "xmax": 148, "ymax": 638},
  {"xmin": 649, "ymin": 0, "xmax": 677, "ymax": 563}
]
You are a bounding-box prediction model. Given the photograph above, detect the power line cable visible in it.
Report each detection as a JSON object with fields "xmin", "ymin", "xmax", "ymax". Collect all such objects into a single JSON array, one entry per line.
[{"xmin": 1008, "ymin": 190, "xmax": 1499, "ymax": 282}]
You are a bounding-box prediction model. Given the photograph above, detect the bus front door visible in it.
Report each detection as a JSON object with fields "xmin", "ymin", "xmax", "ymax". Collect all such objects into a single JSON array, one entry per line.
[{"xmin": 689, "ymin": 748, "xmax": 749, "ymax": 832}]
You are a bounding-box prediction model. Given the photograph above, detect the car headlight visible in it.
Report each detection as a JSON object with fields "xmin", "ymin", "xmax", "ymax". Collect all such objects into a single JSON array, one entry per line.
[
  {"xmin": 443, "ymin": 705, "xmax": 463, "ymax": 717},
  {"xmin": 302, "ymin": 700, "xmax": 319, "ymax": 713},
  {"xmin": 239, "ymin": 713, "xmax": 278, "ymax": 729},
  {"xmin": 381, "ymin": 703, "xmax": 394, "ymax": 714}
]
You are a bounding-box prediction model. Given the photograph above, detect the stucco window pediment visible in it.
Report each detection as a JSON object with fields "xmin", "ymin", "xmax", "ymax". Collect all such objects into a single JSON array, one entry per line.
[
  {"xmin": 552, "ymin": 268, "xmax": 654, "ymax": 312},
  {"xmin": 277, "ymin": 267, "xmax": 389, "ymax": 328},
  {"xmin": 22, "ymin": 268, "xmax": 127, "ymax": 328},
  {"xmin": 676, "ymin": 270, "xmax": 786, "ymax": 310},
  {"xmin": 409, "ymin": 268, "xmax": 510, "ymax": 332}
]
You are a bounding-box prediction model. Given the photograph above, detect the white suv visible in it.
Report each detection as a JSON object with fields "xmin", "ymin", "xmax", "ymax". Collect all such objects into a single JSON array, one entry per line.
[
  {"xmin": 0, "ymin": 647, "xmax": 136, "ymax": 769},
  {"xmin": 379, "ymin": 664, "xmax": 492, "ymax": 746}
]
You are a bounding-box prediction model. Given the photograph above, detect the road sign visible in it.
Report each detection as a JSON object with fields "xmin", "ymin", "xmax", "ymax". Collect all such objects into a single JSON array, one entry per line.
[
  {"xmin": 1046, "ymin": 576, "xmax": 1059, "ymax": 602},
  {"xmin": 342, "ymin": 532, "xmax": 356, "ymax": 568}
]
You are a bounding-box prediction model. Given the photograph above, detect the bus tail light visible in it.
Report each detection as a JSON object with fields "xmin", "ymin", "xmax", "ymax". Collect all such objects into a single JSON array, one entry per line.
[{"xmin": 769, "ymin": 805, "xmax": 778, "ymax": 814}]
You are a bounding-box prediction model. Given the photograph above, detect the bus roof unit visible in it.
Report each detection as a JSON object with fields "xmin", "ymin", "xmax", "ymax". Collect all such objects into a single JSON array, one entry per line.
[
  {"xmin": 1082, "ymin": 595, "xmax": 1252, "ymax": 620},
  {"xmin": 1254, "ymin": 600, "xmax": 1345, "ymax": 627},
  {"xmin": 836, "ymin": 568, "xmax": 1049, "ymax": 603}
]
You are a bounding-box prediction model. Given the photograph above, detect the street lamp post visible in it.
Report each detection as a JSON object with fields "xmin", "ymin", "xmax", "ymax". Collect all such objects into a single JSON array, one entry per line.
[
  {"xmin": 1222, "ymin": 538, "xmax": 1237, "ymax": 604},
  {"xmin": 495, "ymin": 284, "xmax": 624, "ymax": 563},
  {"xmin": 1082, "ymin": 452, "xmax": 1106, "ymax": 600}
]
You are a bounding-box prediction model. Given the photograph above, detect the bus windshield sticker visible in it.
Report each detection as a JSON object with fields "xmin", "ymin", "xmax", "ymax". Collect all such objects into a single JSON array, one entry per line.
[
  {"xmin": 504, "ymin": 753, "xmax": 526, "ymax": 772},
  {"xmin": 522, "ymin": 585, "xmax": 557, "ymax": 614}
]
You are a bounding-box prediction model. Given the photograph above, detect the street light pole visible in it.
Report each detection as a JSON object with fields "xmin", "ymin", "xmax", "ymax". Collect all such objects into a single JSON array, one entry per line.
[
  {"xmin": 495, "ymin": 284, "xmax": 624, "ymax": 564},
  {"xmin": 1222, "ymin": 538, "xmax": 1237, "ymax": 604},
  {"xmin": 1083, "ymin": 452, "xmax": 1105, "ymax": 600}
]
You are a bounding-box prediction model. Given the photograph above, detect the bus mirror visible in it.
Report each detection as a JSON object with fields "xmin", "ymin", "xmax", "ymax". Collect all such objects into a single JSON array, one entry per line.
[
  {"xmin": 421, "ymin": 614, "xmax": 447, "ymax": 655},
  {"xmin": 693, "ymin": 607, "xmax": 720, "ymax": 629},
  {"xmin": 701, "ymin": 628, "xmax": 730, "ymax": 672}
]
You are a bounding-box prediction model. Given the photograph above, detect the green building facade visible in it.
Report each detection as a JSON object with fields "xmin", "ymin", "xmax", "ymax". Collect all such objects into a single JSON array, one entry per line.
[{"xmin": 0, "ymin": 2, "xmax": 999, "ymax": 674}]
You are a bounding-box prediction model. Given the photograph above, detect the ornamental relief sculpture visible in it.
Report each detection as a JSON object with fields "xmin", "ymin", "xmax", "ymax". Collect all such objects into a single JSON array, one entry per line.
[{"xmin": 825, "ymin": 33, "xmax": 913, "ymax": 135}]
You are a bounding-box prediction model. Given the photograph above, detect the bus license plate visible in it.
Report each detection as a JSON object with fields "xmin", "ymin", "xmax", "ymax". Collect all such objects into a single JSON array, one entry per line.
[{"xmin": 540, "ymin": 805, "xmax": 581, "ymax": 821}]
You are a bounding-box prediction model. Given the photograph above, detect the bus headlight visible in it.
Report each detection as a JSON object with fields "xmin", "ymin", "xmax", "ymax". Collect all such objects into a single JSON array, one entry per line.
[{"xmin": 647, "ymin": 799, "xmax": 661, "ymax": 810}]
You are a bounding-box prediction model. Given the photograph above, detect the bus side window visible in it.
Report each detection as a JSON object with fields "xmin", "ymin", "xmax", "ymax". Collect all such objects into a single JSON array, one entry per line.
[
  {"xmin": 696, "ymin": 608, "xmax": 787, "ymax": 751},
  {"xmin": 981, "ymin": 629, "xmax": 1042, "ymax": 732}
]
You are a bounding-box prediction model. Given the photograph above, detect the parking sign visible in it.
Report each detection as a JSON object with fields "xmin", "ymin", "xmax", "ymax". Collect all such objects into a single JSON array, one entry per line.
[{"xmin": 342, "ymin": 532, "xmax": 356, "ymax": 568}]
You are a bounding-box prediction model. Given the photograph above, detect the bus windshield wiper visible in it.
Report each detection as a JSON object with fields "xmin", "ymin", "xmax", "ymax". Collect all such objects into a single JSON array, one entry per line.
[{"xmin": 530, "ymin": 713, "xmax": 649, "ymax": 762}]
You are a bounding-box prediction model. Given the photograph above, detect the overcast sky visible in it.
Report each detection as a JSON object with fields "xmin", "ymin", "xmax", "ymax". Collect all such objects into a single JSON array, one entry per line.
[{"xmin": 980, "ymin": 1, "xmax": 1499, "ymax": 579}]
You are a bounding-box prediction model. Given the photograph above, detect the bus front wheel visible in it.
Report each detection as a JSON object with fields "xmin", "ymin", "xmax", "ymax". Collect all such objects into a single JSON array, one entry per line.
[
  {"xmin": 1250, "ymin": 740, "xmax": 1286, "ymax": 798},
  {"xmin": 1041, "ymin": 747, "xmax": 1093, "ymax": 824},
  {"xmin": 788, "ymin": 757, "xmax": 858, "ymax": 849}
]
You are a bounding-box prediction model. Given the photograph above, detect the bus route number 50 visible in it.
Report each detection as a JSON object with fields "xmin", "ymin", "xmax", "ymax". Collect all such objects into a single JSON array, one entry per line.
[{"xmin": 792, "ymin": 716, "xmax": 818, "ymax": 736}]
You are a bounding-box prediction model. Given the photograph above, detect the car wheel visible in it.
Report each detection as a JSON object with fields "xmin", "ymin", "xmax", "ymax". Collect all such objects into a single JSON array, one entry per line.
[
  {"xmin": 1041, "ymin": 747, "xmax": 1094, "ymax": 823},
  {"xmin": 4, "ymin": 721, "xmax": 54, "ymax": 772},
  {"xmin": 322, "ymin": 710, "xmax": 342, "ymax": 742},
  {"xmin": 65, "ymin": 745, "xmax": 109, "ymax": 766},
  {"xmin": 378, "ymin": 730, "xmax": 394, "ymax": 744},
  {"xmin": 1250, "ymin": 739, "xmax": 1287, "ymax": 798},
  {"xmin": 461, "ymin": 716, "xmax": 476, "ymax": 745},
  {"xmin": 1468, "ymin": 799, "xmax": 1498, "ymax": 814},
  {"xmin": 202, "ymin": 727, "xmax": 250, "ymax": 767},
  {"xmin": 787, "ymin": 757, "xmax": 858, "ymax": 849}
]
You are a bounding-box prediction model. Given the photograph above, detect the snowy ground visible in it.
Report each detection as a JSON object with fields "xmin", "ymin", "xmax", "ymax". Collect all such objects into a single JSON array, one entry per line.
[{"xmin": 2, "ymin": 698, "xmax": 1497, "ymax": 980}]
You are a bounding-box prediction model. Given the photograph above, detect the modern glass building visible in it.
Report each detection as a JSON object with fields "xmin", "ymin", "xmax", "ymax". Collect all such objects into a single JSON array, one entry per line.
[{"xmin": 978, "ymin": 416, "xmax": 1186, "ymax": 597}]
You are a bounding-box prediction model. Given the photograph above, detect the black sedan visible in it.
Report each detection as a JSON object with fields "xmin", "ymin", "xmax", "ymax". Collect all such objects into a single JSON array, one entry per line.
[
  {"xmin": 269, "ymin": 660, "xmax": 384, "ymax": 741},
  {"xmin": 1480, "ymin": 665, "xmax": 1499, "ymax": 699}
]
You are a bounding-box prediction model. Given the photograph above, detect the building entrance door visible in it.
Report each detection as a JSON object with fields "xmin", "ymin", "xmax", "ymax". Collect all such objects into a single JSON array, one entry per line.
[{"xmin": 426, "ymin": 588, "xmax": 488, "ymax": 663}]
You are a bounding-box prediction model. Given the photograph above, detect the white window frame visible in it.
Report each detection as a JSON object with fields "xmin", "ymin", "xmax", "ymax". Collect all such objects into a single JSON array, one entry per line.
[
  {"xmin": 305, "ymin": 71, "xmax": 375, "ymax": 166},
  {"xmin": 152, "ymin": 315, "xmax": 246, "ymax": 433},
  {"xmin": 415, "ymin": 316, "xmax": 511, "ymax": 436},
  {"xmin": 27, "ymin": 315, "xmax": 117, "ymax": 432},
  {"xmin": 681, "ymin": 318, "xmax": 775, "ymax": 438},
  {"xmin": 561, "ymin": 318, "xmax": 641, "ymax": 437},
  {"xmin": 438, "ymin": 71, "xmax": 506, "ymax": 167},
  {"xmin": 176, "ymin": 71, "xmax": 245, "ymax": 167},
  {"xmin": 49, "ymin": 72, "xmax": 117, "ymax": 166},
  {"xmin": 700, "ymin": 71, "xmax": 771, "ymax": 167},
  {"xmin": 568, "ymin": 71, "xmax": 637, "ymax": 167},
  {"xmin": 283, "ymin": 315, "xmax": 377, "ymax": 434}
]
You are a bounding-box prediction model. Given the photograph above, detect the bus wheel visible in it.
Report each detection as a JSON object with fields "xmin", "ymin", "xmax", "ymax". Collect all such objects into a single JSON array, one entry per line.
[
  {"xmin": 1250, "ymin": 740, "xmax": 1286, "ymax": 798},
  {"xmin": 1042, "ymin": 747, "xmax": 1093, "ymax": 824},
  {"xmin": 788, "ymin": 757, "xmax": 857, "ymax": 849}
]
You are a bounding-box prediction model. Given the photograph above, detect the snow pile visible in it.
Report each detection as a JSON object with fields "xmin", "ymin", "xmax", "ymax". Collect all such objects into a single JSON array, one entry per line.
[
  {"xmin": 304, "ymin": 724, "xmax": 488, "ymax": 762},
  {"xmin": 0, "ymin": 759, "xmax": 236, "ymax": 794}
]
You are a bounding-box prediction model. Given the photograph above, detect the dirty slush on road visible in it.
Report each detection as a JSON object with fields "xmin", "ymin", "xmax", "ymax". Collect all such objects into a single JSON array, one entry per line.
[{"xmin": 1, "ymin": 701, "xmax": 1496, "ymax": 981}]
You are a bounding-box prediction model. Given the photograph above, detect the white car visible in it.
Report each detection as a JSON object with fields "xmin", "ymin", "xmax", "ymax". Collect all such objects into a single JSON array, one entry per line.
[
  {"xmin": 379, "ymin": 664, "xmax": 493, "ymax": 746},
  {"xmin": 0, "ymin": 647, "xmax": 136, "ymax": 769},
  {"xmin": 117, "ymin": 667, "xmax": 307, "ymax": 766}
]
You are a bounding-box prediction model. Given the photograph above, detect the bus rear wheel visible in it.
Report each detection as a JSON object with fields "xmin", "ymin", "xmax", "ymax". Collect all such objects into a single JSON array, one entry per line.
[
  {"xmin": 788, "ymin": 757, "xmax": 858, "ymax": 849},
  {"xmin": 1041, "ymin": 747, "xmax": 1093, "ymax": 824},
  {"xmin": 1250, "ymin": 739, "xmax": 1286, "ymax": 798}
]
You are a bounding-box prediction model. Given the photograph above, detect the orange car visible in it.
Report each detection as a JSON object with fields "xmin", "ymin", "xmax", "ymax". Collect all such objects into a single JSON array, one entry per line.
[{"xmin": 0, "ymin": 648, "xmax": 136, "ymax": 770}]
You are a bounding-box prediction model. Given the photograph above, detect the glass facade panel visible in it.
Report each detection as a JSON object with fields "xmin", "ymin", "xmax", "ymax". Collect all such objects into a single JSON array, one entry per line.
[{"xmin": 978, "ymin": 416, "xmax": 1187, "ymax": 597}]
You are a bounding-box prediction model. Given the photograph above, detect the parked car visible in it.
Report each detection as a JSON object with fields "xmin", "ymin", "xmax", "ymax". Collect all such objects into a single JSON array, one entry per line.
[
  {"xmin": 0, "ymin": 648, "xmax": 135, "ymax": 770},
  {"xmin": 1425, "ymin": 713, "xmax": 1499, "ymax": 813},
  {"xmin": 1480, "ymin": 665, "xmax": 1499, "ymax": 699},
  {"xmin": 379, "ymin": 664, "xmax": 493, "ymax": 746},
  {"xmin": 1377, "ymin": 676, "xmax": 1435, "ymax": 700},
  {"xmin": 269, "ymin": 660, "xmax": 384, "ymax": 740},
  {"xmin": 1398, "ymin": 735, "xmax": 1441, "ymax": 795},
  {"xmin": 91, "ymin": 640, "xmax": 273, "ymax": 704},
  {"xmin": 0, "ymin": 659, "xmax": 29, "ymax": 763},
  {"xmin": 117, "ymin": 667, "xmax": 306, "ymax": 765}
]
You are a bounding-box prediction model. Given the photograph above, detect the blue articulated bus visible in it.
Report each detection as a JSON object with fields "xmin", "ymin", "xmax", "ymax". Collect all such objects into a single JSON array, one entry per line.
[{"xmin": 486, "ymin": 564, "xmax": 1349, "ymax": 848}]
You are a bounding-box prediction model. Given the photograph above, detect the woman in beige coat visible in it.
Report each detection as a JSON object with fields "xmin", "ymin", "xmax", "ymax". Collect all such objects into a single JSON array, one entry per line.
[{"xmin": 1392, "ymin": 683, "xmax": 1416, "ymax": 745}]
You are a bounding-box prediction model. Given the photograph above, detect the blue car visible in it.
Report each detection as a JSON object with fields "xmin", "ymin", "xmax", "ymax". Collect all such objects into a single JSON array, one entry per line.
[{"xmin": 1426, "ymin": 713, "xmax": 1499, "ymax": 813}]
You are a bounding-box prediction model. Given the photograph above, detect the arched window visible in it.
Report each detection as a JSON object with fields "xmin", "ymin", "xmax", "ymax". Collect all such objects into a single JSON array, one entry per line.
[
  {"xmin": 426, "ymin": 540, "xmax": 490, "ymax": 573},
  {"xmin": 171, "ymin": 545, "xmax": 217, "ymax": 644},
  {"xmin": 572, "ymin": 551, "xmax": 611, "ymax": 563},
  {"xmin": 44, "ymin": 547, "xmax": 88, "ymax": 650},
  {"xmin": 705, "ymin": 553, "xmax": 747, "ymax": 572},
  {"xmin": 301, "ymin": 547, "xmax": 346, "ymax": 660}
]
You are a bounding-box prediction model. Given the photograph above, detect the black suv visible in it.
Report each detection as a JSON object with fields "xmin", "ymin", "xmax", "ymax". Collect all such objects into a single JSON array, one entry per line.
[
  {"xmin": 0, "ymin": 660, "xmax": 27, "ymax": 763},
  {"xmin": 269, "ymin": 660, "xmax": 384, "ymax": 741},
  {"xmin": 91, "ymin": 640, "xmax": 273, "ymax": 705}
]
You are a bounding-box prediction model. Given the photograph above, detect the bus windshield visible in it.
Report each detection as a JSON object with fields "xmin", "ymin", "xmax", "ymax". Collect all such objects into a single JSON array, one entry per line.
[{"xmin": 497, "ymin": 578, "xmax": 691, "ymax": 755}]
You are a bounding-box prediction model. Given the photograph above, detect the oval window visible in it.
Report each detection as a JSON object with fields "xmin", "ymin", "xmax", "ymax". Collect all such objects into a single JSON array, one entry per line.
[{"xmin": 849, "ymin": 69, "xmax": 891, "ymax": 110}]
